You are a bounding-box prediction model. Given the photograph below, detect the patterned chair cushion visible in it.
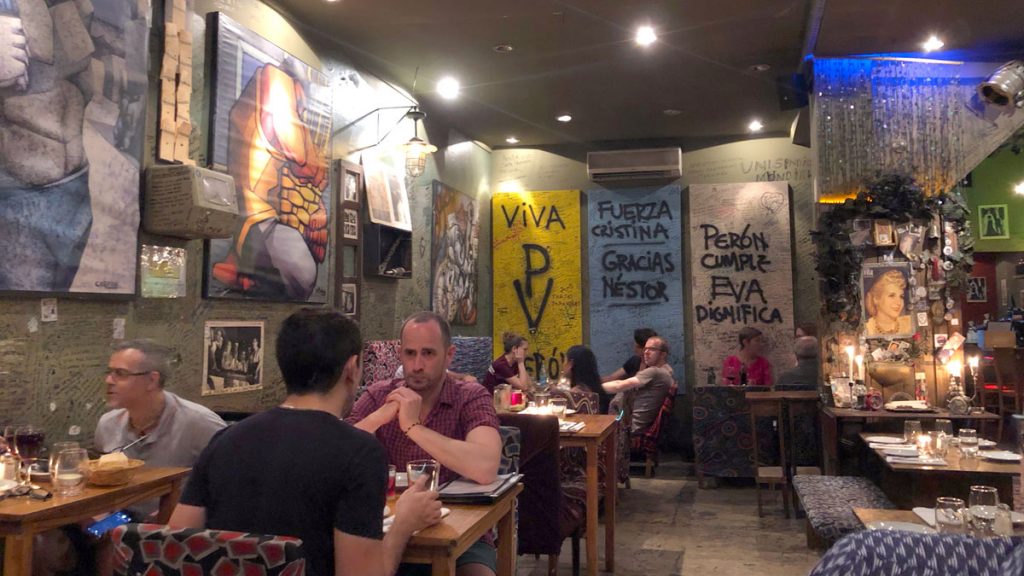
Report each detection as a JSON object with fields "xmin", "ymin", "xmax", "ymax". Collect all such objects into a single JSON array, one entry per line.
[
  {"xmin": 499, "ymin": 425, "xmax": 521, "ymax": 475},
  {"xmin": 809, "ymin": 531, "xmax": 1024, "ymax": 576},
  {"xmin": 111, "ymin": 523, "xmax": 306, "ymax": 576},
  {"xmin": 362, "ymin": 337, "xmax": 494, "ymax": 388},
  {"xmin": 362, "ymin": 340, "xmax": 402, "ymax": 387},
  {"xmin": 692, "ymin": 386, "xmax": 780, "ymax": 479},
  {"xmin": 792, "ymin": 476, "xmax": 894, "ymax": 548},
  {"xmin": 450, "ymin": 336, "xmax": 493, "ymax": 382}
]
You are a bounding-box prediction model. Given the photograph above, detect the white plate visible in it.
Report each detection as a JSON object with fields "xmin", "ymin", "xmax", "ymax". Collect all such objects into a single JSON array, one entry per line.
[
  {"xmin": 982, "ymin": 451, "xmax": 1022, "ymax": 462},
  {"xmin": 978, "ymin": 439, "xmax": 997, "ymax": 448},
  {"xmin": 883, "ymin": 447, "xmax": 919, "ymax": 458},
  {"xmin": 864, "ymin": 521, "xmax": 935, "ymax": 534},
  {"xmin": 864, "ymin": 436, "xmax": 905, "ymax": 444}
]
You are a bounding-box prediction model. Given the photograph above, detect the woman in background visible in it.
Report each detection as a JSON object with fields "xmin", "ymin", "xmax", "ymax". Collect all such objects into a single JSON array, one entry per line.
[
  {"xmin": 722, "ymin": 326, "xmax": 773, "ymax": 386},
  {"xmin": 481, "ymin": 331, "xmax": 532, "ymax": 394}
]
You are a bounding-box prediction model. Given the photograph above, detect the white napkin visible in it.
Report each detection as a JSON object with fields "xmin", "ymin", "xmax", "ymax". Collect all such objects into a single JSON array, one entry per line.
[
  {"xmin": 912, "ymin": 507, "xmax": 937, "ymax": 526},
  {"xmin": 383, "ymin": 507, "xmax": 450, "ymax": 533},
  {"xmin": 886, "ymin": 456, "xmax": 948, "ymax": 466},
  {"xmin": 559, "ymin": 421, "xmax": 585, "ymax": 433},
  {"xmin": 869, "ymin": 443, "xmax": 914, "ymax": 449}
]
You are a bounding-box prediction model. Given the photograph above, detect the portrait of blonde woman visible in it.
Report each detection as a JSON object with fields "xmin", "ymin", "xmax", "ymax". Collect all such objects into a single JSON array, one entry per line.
[{"xmin": 862, "ymin": 267, "xmax": 913, "ymax": 337}]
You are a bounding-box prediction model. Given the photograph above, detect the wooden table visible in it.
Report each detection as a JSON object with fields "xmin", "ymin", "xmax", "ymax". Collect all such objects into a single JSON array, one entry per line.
[
  {"xmin": 560, "ymin": 413, "xmax": 618, "ymax": 576},
  {"xmin": 398, "ymin": 483, "xmax": 523, "ymax": 576},
  {"xmin": 860, "ymin": 432, "xmax": 1019, "ymax": 507},
  {"xmin": 854, "ymin": 507, "xmax": 1024, "ymax": 535},
  {"xmin": 821, "ymin": 406, "xmax": 999, "ymax": 475},
  {"xmin": 0, "ymin": 466, "xmax": 189, "ymax": 576}
]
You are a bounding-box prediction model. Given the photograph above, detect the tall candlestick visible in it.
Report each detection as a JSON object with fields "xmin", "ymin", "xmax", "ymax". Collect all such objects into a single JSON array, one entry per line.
[
  {"xmin": 844, "ymin": 346, "xmax": 855, "ymax": 379},
  {"xmin": 855, "ymin": 355, "xmax": 864, "ymax": 381}
]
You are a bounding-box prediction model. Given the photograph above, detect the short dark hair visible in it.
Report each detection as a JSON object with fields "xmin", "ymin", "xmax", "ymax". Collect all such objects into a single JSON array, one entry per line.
[
  {"xmin": 276, "ymin": 309, "xmax": 362, "ymax": 395},
  {"xmin": 401, "ymin": 311, "xmax": 452, "ymax": 348},
  {"xmin": 112, "ymin": 339, "xmax": 179, "ymax": 387},
  {"xmin": 738, "ymin": 326, "xmax": 762, "ymax": 349},
  {"xmin": 634, "ymin": 328, "xmax": 658, "ymax": 347},
  {"xmin": 501, "ymin": 331, "xmax": 526, "ymax": 353}
]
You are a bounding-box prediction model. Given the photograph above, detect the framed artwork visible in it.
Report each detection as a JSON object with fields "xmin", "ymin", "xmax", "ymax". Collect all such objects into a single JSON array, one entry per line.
[
  {"xmin": 861, "ymin": 262, "xmax": 913, "ymax": 338},
  {"xmin": 979, "ymin": 205, "xmax": 1010, "ymax": 239},
  {"xmin": 966, "ymin": 276, "xmax": 987, "ymax": 302},
  {"xmin": 872, "ymin": 219, "xmax": 896, "ymax": 246},
  {"xmin": 849, "ymin": 219, "xmax": 872, "ymax": 247},
  {"xmin": 341, "ymin": 284, "xmax": 357, "ymax": 316},
  {"xmin": 363, "ymin": 159, "xmax": 412, "ymax": 231},
  {"xmin": 204, "ymin": 13, "xmax": 332, "ymax": 303},
  {"xmin": 343, "ymin": 209, "xmax": 359, "ymax": 240},
  {"xmin": 140, "ymin": 245, "xmax": 187, "ymax": 298},
  {"xmin": 341, "ymin": 163, "xmax": 362, "ymax": 204},
  {"xmin": 0, "ymin": 0, "xmax": 149, "ymax": 295},
  {"xmin": 202, "ymin": 320, "xmax": 264, "ymax": 396},
  {"xmin": 431, "ymin": 181, "xmax": 480, "ymax": 325}
]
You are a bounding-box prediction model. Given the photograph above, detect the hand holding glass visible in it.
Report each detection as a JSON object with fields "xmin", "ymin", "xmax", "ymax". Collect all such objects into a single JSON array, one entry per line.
[{"xmin": 407, "ymin": 459, "xmax": 439, "ymax": 492}]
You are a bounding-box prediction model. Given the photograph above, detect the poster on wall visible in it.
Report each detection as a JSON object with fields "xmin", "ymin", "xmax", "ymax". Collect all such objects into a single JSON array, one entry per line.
[
  {"xmin": 492, "ymin": 190, "xmax": 583, "ymax": 381},
  {"xmin": 203, "ymin": 320, "xmax": 264, "ymax": 396},
  {"xmin": 0, "ymin": 0, "xmax": 150, "ymax": 294},
  {"xmin": 431, "ymin": 181, "xmax": 480, "ymax": 325},
  {"xmin": 688, "ymin": 181, "xmax": 794, "ymax": 385},
  {"xmin": 204, "ymin": 12, "xmax": 332, "ymax": 303},
  {"xmin": 978, "ymin": 204, "xmax": 1009, "ymax": 240},
  {"xmin": 966, "ymin": 276, "xmax": 987, "ymax": 303},
  {"xmin": 587, "ymin": 186, "xmax": 685, "ymax": 388},
  {"xmin": 140, "ymin": 245, "xmax": 187, "ymax": 298},
  {"xmin": 861, "ymin": 263, "xmax": 914, "ymax": 338},
  {"xmin": 363, "ymin": 159, "xmax": 411, "ymax": 231}
]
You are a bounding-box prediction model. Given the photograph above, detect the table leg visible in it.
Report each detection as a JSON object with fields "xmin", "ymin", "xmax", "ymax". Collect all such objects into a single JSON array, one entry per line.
[
  {"xmin": 820, "ymin": 410, "xmax": 838, "ymax": 475},
  {"xmin": 585, "ymin": 439, "xmax": 598, "ymax": 576},
  {"xmin": 430, "ymin": 551, "xmax": 455, "ymax": 576},
  {"xmin": 155, "ymin": 477, "xmax": 185, "ymax": 523},
  {"xmin": 603, "ymin": 430, "xmax": 616, "ymax": 572},
  {"xmin": 4, "ymin": 534, "xmax": 33, "ymax": 576},
  {"xmin": 496, "ymin": 497, "xmax": 516, "ymax": 576}
]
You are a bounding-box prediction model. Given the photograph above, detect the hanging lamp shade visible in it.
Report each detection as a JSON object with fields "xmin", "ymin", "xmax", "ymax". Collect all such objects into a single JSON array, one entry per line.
[{"xmin": 402, "ymin": 108, "xmax": 436, "ymax": 178}]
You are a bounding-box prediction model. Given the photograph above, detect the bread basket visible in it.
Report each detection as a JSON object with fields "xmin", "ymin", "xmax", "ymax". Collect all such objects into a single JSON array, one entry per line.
[{"xmin": 88, "ymin": 458, "xmax": 145, "ymax": 486}]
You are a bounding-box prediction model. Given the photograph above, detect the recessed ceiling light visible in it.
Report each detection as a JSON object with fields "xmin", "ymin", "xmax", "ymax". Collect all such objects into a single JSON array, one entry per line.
[
  {"xmin": 437, "ymin": 76, "xmax": 460, "ymax": 100},
  {"xmin": 323, "ymin": 0, "xmax": 340, "ymax": 3},
  {"xmin": 556, "ymin": 114, "xmax": 572, "ymax": 123},
  {"xmin": 922, "ymin": 35, "xmax": 944, "ymax": 52},
  {"xmin": 1015, "ymin": 181, "xmax": 1024, "ymax": 195},
  {"xmin": 493, "ymin": 44, "xmax": 514, "ymax": 53},
  {"xmin": 663, "ymin": 109, "xmax": 682, "ymax": 116},
  {"xmin": 635, "ymin": 26, "xmax": 657, "ymax": 46},
  {"xmin": 748, "ymin": 64, "xmax": 771, "ymax": 73},
  {"xmin": 748, "ymin": 119, "xmax": 764, "ymax": 133},
  {"xmin": 506, "ymin": 136, "xmax": 519, "ymax": 144}
]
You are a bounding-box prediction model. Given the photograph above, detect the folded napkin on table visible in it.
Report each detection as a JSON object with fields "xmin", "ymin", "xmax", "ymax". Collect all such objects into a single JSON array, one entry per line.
[
  {"xmin": 912, "ymin": 507, "xmax": 938, "ymax": 526},
  {"xmin": 886, "ymin": 455, "xmax": 948, "ymax": 466},
  {"xmin": 869, "ymin": 442, "xmax": 915, "ymax": 450},
  {"xmin": 559, "ymin": 421, "xmax": 585, "ymax": 433}
]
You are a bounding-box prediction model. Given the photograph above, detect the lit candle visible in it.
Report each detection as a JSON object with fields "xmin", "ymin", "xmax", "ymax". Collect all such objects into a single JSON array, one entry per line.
[
  {"xmin": 947, "ymin": 359, "xmax": 962, "ymax": 380},
  {"xmin": 844, "ymin": 346, "xmax": 855, "ymax": 379},
  {"xmin": 917, "ymin": 433, "xmax": 932, "ymax": 456},
  {"xmin": 855, "ymin": 355, "xmax": 864, "ymax": 381},
  {"xmin": 968, "ymin": 355, "xmax": 979, "ymax": 372}
]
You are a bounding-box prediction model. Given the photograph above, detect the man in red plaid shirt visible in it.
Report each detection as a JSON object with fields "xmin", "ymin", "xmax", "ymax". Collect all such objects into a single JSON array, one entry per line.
[{"xmin": 350, "ymin": 311, "xmax": 501, "ymax": 576}]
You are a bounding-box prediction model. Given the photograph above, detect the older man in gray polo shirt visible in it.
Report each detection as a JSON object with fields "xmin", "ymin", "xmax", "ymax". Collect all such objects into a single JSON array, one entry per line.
[{"xmin": 94, "ymin": 339, "xmax": 226, "ymax": 518}]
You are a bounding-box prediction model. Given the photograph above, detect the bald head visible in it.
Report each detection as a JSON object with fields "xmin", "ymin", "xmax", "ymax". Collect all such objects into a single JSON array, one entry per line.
[{"xmin": 794, "ymin": 336, "xmax": 818, "ymax": 361}]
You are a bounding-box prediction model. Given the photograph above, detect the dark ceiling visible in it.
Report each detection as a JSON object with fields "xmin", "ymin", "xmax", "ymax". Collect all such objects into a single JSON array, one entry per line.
[{"xmin": 273, "ymin": 0, "xmax": 1024, "ymax": 151}]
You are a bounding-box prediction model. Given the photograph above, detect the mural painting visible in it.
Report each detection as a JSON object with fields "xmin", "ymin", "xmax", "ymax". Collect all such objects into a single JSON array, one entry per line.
[
  {"xmin": 492, "ymin": 190, "xmax": 582, "ymax": 381},
  {"xmin": 431, "ymin": 180, "xmax": 479, "ymax": 325},
  {"xmin": 205, "ymin": 12, "xmax": 332, "ymax": 302}
]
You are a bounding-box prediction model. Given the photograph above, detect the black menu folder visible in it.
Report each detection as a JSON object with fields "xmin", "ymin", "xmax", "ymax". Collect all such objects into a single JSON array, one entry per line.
[{"xmin": 437, "ymin": 473, "xmax": 523, "ymax": 504}]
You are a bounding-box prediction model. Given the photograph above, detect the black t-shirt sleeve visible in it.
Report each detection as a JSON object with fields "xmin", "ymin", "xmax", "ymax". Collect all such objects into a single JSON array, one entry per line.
[
  {"xmin": 334, "ymin": 436, "xmax": 388, "ymax": 540},
  {"xmin": 179, "ymin": 428, "xmax": 225, "ymax": 507},
  {"xmin": 623, "ymin": 355, "xmax": 641, "ymax": 377}
]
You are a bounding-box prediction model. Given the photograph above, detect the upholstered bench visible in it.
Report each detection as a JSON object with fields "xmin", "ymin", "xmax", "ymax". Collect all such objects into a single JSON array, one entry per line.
[{"xmin": 792, "ymin": 475, "xmax": 894, "ymax": 549}]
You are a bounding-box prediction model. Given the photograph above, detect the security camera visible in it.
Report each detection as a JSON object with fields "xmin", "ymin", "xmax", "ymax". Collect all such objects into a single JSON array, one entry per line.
[{"xmin": 978, "ymin": 60, "xmax": 1024, "ymax": 108}]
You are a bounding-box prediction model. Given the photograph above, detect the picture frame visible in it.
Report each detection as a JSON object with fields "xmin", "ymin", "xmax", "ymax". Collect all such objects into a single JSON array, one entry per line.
[
  {"xmin": 343, "ymin": 209, "xmax": 359, "ymax": 240},
  {"xmin": 849, "ymin": 219, "xmax": 872, "ymax": 247},
  {"xmin": 872, "ymin": 219, "xmax": 896, "ymax": 246},
  {"xmin": 861, "ymin": 262, "xmax": 914, "ymax": 338},
  {"xmin": 966, "ymin": 276, "xmax": 987, "ymax": 302},
  {"xmin": 202, "ymin": 320, "xmax": 265, "ymax": 396},
  {"xmin": 341, "ymin": 283, "xmax": 357, "ymax": 316},
  {"xmin": 978, "ymin": 204, "xmax": 1010, "ymax": 240},
  {"xmin": 340, "ymin": 161, "xmax": 363, "ymax": 205}
]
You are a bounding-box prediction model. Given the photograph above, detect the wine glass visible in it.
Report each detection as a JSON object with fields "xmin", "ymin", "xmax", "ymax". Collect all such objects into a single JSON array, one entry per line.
[
  {"xmin": 935, "ymin": 497, "xmax": 966, "ymax": 534},
  {"xmin": 969, "ymin": 485, "xmax": 1000, "ymax": 537},
  {"xmin": 52, "ymin": 448, "xmax": 89, "ymax": 497},
  {"xmin": 14, "ymin": 425, "xmax": 45, "ymax": 480}
]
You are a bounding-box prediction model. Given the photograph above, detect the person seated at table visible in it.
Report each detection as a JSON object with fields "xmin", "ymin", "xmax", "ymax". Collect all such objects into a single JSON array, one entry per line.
[
  {"xmin": 721, "ymin": 327, "xmax": 773, "ymax": 386},
  {"xmin": 863, "ymin": 269, "xmax": 912, "ymax": 336},
  {"xmin": 557, "ymin": 345, "xmax": 601, "ymax": 414},
  {"xmin": 170, "ymin": 309, "xmax": 442, "ymax": 576},
  {"xmin": 775, "ymin": 337, "xmax": 820, "ymax": 390},
  {"xmin": 600, "ymin": 328, "xmax": 656, "ymax": 413},
  {"xmin": 95, "ymin": 339, "xmax": 227, "ymax": 518},
  {"xmin": 480, "ymin": 331, "xmax": 532, "ymax": 394},
  {"xmin": 603, "ymin": 336, "xmax": 674, "ymax": 436},
  {"xmin": 349, "ymin": 311, "xmax": 502, "ymax": 576}
]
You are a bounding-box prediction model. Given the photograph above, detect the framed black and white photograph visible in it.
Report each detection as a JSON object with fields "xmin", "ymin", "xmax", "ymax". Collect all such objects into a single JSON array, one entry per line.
[
  {"xmin": 849, "ymin": 219, "xmax": 872, "ymax": 247},
  {"xmin": 341, "ymin": 284, "xmax": 357, "ymax": 316},
  {"xmin": 202, "ymin": 320, "xmax": 264, "ymax": 396},
  {"xmin": 343, "ymin": 209, "xmax": 359, "ymax": 240},
  {"xmin": 979, "ymin": 205, "xmax": 1009, "ymax": 240},
  {"xmin": 340, "ymin": 160, "xmax": 363, "ymax": 204},
  {"xmin": 966, "ymin": 276, "xmax": 987, "ymax": 302}
]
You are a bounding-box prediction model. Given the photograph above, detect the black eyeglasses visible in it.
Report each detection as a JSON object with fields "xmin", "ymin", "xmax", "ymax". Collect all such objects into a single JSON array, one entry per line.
[{"xmin": 105, "ymin": 368, "xmax": 151, "ymax": 378}]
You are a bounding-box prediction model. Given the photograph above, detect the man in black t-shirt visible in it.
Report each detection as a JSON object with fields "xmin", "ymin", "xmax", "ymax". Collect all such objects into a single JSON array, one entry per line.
[
  {"xmin": 171, "ymin": 309, "xmax": 441, "ymax": 576},
  {"xmin": 600, "ymin": 328, "xmax": 657, "ymax": 413}
]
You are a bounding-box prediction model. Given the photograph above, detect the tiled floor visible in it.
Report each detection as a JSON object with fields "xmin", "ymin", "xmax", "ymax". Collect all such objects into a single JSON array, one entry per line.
[{"xmin": 518, "ymin": 458, "xmax": 822, "ymax": 575}]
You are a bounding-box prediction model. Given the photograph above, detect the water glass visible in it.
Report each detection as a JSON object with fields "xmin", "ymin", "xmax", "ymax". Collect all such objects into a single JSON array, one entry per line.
[
  {"xmin": 48, "ymin": 441, "xmax": 80, "ymax": 475},
  {"xmin": 387, "ymin": 465, "xmax": 397, "ymax": 497},
  {"xmin": 995, "ymin": 503, "xmax": 1014, "ymax": 536},
  {"xmin": 935, "ymin": 497, "xmax": 966, "ymax": 534},
  {"xmin": 52, "ymin": 448, "xmax": 89, "ymax": 497},
  {"xmin": 928, "ymin": 431, "xmax": 947, "ymax": 458},
  {"xmin": 935, "ymin": 419, "xmax": 953, "ymax": 437},
  {"xmin": 969, "ymin": 485, "xmax": 1000, "ymax": 537},
  {"xmin": 903, "ymin": 420, "xmax": 922, "ymax": 444},
  {"xmin": 550, "ymin": 398, "xmax": 568, "ymax": 419},
  {"xmin": 534, "ymin": 392, "xmax": 550, "ymax": 409},
  {"xmin": 959, "ymin": 428, "xmax": 979, "ymax": 460},
  {"xmin": 407, "ymin": 459, "xmax": 439, "ymax": 492}
]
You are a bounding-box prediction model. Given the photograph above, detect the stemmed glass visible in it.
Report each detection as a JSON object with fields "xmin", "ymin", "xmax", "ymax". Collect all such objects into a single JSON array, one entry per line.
[
  {"xmin": 969, "ymin": 485, "xmax": 1000, "ymax": 537},
  {"xmin": 14, "ymin": 425, "xmax": 45, "ymax": 483}
]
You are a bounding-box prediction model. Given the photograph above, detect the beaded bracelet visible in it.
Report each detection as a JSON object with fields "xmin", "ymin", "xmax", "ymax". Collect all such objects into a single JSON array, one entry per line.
[{"xmin": 402, "ymin": 421, "xmax": 422, "ymax": 435}]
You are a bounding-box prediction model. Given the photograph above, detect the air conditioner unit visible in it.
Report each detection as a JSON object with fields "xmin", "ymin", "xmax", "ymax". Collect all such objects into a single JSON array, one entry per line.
[{"xmin": 587, "ymin": 147, "xmax": 682, "ymax": 182}]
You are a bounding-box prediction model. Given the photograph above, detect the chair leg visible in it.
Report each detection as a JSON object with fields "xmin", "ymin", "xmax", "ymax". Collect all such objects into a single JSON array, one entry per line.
[
  {"xmin": 782, "ymin": 483, "xmax": 791, "ymax": 519},
  {"xmin": 548, "ymin": 554, "xmax": 558, "ymax": 576},
  {"xmin": 645, "ymin": 456, "xmax": 654, "ymax": 478},
  {"xmin": 571, "ymin": 531, "xmax": 581, "ymax": 576},
  {"xmin": 755, "ymin": 480, "xmax": 764, "ymax": 518}
]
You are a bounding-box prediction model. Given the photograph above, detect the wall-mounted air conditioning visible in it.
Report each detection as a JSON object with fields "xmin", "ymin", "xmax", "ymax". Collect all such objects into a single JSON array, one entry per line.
[{"xmin": 587, "ymin": 147, "xmax": 682, "ymax": 182}]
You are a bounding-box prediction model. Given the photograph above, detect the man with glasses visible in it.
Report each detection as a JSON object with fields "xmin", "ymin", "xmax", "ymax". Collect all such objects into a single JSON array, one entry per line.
[
  {"xmin": 94, "ymin": 339, "xmax": 226, "ymax": 518},
  {"xmin": 602, "ymin": 336, "xmax": 674, "ymax": 435}
]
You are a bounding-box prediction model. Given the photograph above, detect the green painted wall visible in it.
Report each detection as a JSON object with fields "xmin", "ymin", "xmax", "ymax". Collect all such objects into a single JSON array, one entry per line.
[{"xmin": 968, "ymin": 147, "xmax": 1024, "ymax": 252}]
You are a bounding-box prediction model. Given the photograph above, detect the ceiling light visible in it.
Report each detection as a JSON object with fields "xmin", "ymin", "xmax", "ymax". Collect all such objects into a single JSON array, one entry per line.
[
  {"xmin": 437, "ymin": 76, "xmax": 460, "ymax": 100},
  {"xmin": 922, "ymin": 35, "xmax": 944, "ymax": 52},
  {"xmin": 493, "ymin": 44, "xmax": 514, "ymax": 53},
  {"xmin": 635, "ymin": 26, "xmax": 657, "ymax": 46},
  {"xmin": 505, "ymin": 136, "xmax": 519, "ymax": 144},
  {"xmin": 663, "ymin": 109, "xmax": 682, "ymax": 116},
  {"xmin": 556, "ymin": 114, "xmax": 572, "ymax": 123},
  {"xmin": 748, "ymin": 64, "xmax": 771, "ymax": 73},
  {"xmin": 979, "ymin": 60, "xmax": 1024, "ymax": 108},
  {"xmin": 1015, "ymin": 181, "xmax": 1024, "ymax": 195},
  {"xmin": 402, "ymin": 108, "xmax": 437, "ymax": 178},
  {"xmin": 748, "ymin": 119, "xmax": 764, "ymax": 133}
]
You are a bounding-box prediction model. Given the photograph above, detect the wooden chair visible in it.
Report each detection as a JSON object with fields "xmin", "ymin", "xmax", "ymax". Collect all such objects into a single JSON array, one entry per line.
[
  {"xmin": 993, "ymin": 348, "xmax": 1024, "ymax": 442},
  {"xmin": 748, "ymin": 396, "xmax": 790, "ymax": 518},
  {"xmin": 630, "ymin": 381, "xmax": 678, "ymax": 478}
]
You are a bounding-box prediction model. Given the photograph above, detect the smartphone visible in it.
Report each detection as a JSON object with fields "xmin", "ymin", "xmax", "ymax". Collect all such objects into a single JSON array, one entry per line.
[{"xmin": 85, "ymin": 511, "xmax": 132, "ymax": 537}]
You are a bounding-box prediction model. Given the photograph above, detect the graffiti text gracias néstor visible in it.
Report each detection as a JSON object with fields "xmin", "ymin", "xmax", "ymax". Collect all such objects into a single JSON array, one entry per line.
[
  {"xmin": 695, "ymin": 223, "xmax": 783, "ymax": 324},
  {"xmin": 592, "ymin": 200, "xmax": 675, "ymax": 304}
]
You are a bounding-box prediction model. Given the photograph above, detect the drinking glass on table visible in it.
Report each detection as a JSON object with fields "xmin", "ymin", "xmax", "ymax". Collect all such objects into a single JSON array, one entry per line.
[
  {"xmin": 49, "ymin": 441, "xmax": 80, "ymax": 476},
  {"xmin": 935, "ymin": 497, "xmax": 967, "ymax": 534},
  {"xmin": 969, "ymin": 485, "xmax": 1000, "ymax": 537},
  {"xmin": 550, "ymin": 398, "xmax": 568, "ymax": 419},
  {"xmin": 52, "ymin": 448, "xmax": 89, "ymax": 497},
  {"xmin": 935, "ymin": 419, "xmax": 953, "ymax": 438},
  {"xmin": 407, "ymin": 459, "xmax": 440, "ymax": 492},
  {"xmin": 995, "ymin": 503, "xmax": 1014, "ymax": 536},
  {"xmin": 927, "ymin": 431, "xmax": 947, "ymax": 458},
  {"xmin": 387, "ymin": 465, "xmax": 397, "ymax": 497},
  {"xmin": 14, "ymin": 425, "xmax": 45, "ymax": 476},
  {"xmin": 959, "ymin": 428, "xmax": 979, "ymax": 460},
  {"xmin": 903, "ymin": 420, "xmax": 922, "ymax": 444}
]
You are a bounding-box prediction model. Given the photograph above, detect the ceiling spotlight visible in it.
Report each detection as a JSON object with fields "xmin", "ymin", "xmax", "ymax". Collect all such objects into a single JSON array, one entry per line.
[
  {"xmin": 636, "ymin": 26, "xmax": 657, "ymax": 46},
  {"xmin": 921, "ymin": 35, "xmax": 944, "ymax": 52},
  {"xmin": 979, "ymin": 60, "xmax": 1024, "ymax": 108},
  {"xmin": 556, "ymin": 114, "xmax": 573, "ymax": 123},
  {"xmin": 1015, "ymin": 181, "xmax": 1024, "ymax": 195},
  {"xmin": 748, "ymin": 64, "xmax": 771, "ymax": 73},
  {"xmin": 663, "ymin": 109, "xmax": 682, "ymax": 116},
  {"xmin": 505, "ymin": 136, "xmax": 520, "ymax": 144},
  {"xmin": 437, "ymin": 76, "xmax": 461, "ymax": 100},
  {"xmin": 493, "ymin": 44, "xmax": 514, "ymax": 53},
  {"xmin": 748, "ymin": 119, "xmax": 764, "ymax": 133}
]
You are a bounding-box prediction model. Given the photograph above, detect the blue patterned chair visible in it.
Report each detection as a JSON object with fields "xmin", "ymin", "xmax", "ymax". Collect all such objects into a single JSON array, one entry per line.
[
  {"xmin": 450, "ymin": 336, "xmax": 493, "ymax": 382},
  {"xmin": 809, "ymin": 531, "xmax": 1024, "ymax": 576},
  {"xmin": 692, "ymin": 386, "xmax": 780, "ymax": 484},
  {"xmin": 498, "ymin": 425, "xmax": 521, "ymax": 474},
  {"xmin": 792, "ymin": 475, "xmax": 894, "ymax": 549}
]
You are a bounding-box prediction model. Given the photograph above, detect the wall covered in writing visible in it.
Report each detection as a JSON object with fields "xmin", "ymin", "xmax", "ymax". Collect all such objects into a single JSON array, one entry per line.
[
  {"xmin": 587, "ymin": 186, "xmax": 685, "ymax": 387},
  {"xmin": 492, "ymin": 191, "xmax": 583, "ymax": 381},
  {"xmin": 689, "ymin": 181, "xmax": 794, "ymax": 384}
]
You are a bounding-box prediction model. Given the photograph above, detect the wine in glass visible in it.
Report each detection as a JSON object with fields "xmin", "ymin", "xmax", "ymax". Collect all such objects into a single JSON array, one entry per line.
[{"xmin": 14, "ymin": 425, "xmax": 45, "ymax": 473}]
